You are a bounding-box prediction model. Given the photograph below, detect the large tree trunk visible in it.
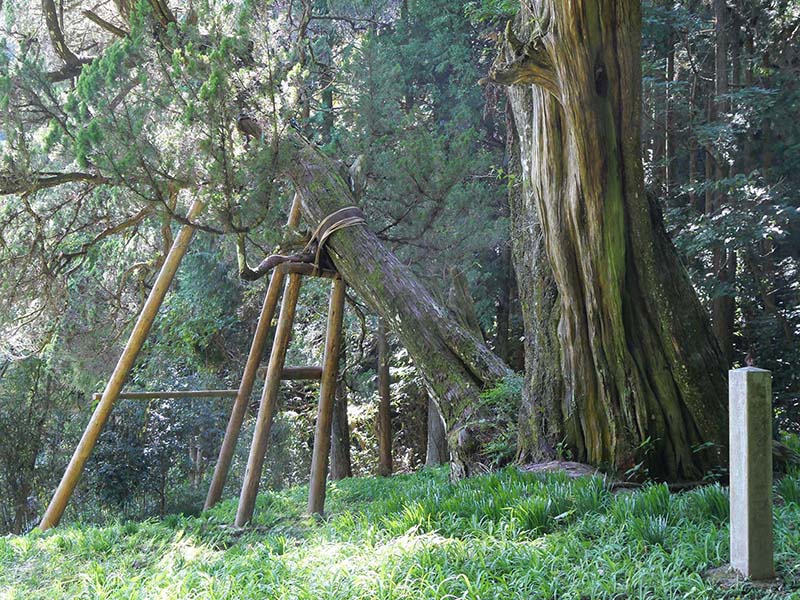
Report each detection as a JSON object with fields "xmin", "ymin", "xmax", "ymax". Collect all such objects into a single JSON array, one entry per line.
[
  {"xmin": 285, "ymin": 135, "xmax": 512, "ymax": 478},
  {"xmin": 491, "ymin": 0, "xmax": 728, "ymax": 480},
  {"xmin": 505, "ymin": 102, "xmax": 565, "ymax": 464}
]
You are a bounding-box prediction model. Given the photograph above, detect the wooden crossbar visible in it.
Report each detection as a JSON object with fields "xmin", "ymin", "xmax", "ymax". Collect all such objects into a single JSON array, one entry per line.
[
  {"xmin": 94, "ymin": 390, "xmax": 237, "ymax": 401},
  {"xmin": 277, "ymin": 262, "xmax": 338, "ymax": 279},
  {"xmin": 94, "ymin": 368, "xmax": 324, "ymax": 401}
]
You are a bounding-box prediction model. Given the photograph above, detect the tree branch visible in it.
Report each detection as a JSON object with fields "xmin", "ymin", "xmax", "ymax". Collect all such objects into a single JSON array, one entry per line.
[
  {"xmin": 481, "ymin": 20, "xmax": 560, "ymax": 98},
  {"xmin": 55, "ymin": 205, "xmax": 153, "ymax": 273},
  {"xmin": 41, "ymin": 0, "xmax": 82, "ymax": 66},
  {"xmin": 148, "ymin": 0, "xmax": 176, "ymax": 28},
  {"xmin": 45, "ymin": 61, "xmax": 92, "ymax": 82},
  {"xmin": 0, "ymin": 171, "xmax": 108, "ymax": 195},
  {"xmin": 309, "ymin": 14, "xmax": 389, "ymax": 30},
  {"xmin": 82, "ymin": 9, "xmax": 129, "ymax": 38}
]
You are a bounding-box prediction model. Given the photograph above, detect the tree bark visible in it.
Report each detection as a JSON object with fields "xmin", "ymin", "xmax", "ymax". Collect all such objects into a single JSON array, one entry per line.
[
  {"xmin": 425, "ymin": 392, "xmax": 448, "ymax": 466},
  {"xmin": 285, "ymin": 134, "xmax": 512, "ymax": 478},
  {"xmin": 492, "ymin": 0, "xmax": 728, "ymax": 480},
  {"xmin": 505, "ymin": 100, "xmax": 565, "ymax": 464},
  {"xmin": 447, "ymin": 267, "xmax": 483, "ymax": 340}
]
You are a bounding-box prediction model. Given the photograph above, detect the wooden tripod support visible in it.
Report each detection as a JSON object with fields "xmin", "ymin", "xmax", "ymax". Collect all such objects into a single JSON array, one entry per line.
[
  {"xmin": 39, "ymin": 192, "xmax": 346, "ymax": 530},
  {"xmin": 39, "ymin": 200, "xmax": 204, "ymax": 531},
  {"xmin": 233, "ymin": 262, "xmax": 346, "ymax": 526}
]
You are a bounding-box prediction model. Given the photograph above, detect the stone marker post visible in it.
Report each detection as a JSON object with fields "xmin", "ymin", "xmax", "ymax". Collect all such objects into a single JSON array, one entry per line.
[{"xmin": 729, "ymin": 367, "xmax": 774, "ymax": 580}]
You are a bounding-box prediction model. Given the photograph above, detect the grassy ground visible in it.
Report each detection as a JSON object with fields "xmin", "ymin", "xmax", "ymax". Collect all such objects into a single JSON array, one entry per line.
[{"xmin": 1, "ymin": 467, "xmax": 799, "ymax": 599}]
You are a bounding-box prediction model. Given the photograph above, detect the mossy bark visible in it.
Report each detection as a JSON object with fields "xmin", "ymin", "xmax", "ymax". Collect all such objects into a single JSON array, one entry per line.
[
  {"xmin": 495, "ymin": 1, "xmax": 728, "ymax": 479},
  {"xmin": 506, "ymin": 106, "xmax": 565, "ymax": 464},
  {"xmin": 286, "ymin": 135, "xmax": 512, "ymax": 478}
]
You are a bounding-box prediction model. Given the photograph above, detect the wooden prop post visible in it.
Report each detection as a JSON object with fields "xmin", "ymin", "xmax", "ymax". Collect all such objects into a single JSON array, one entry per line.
[
  {"xmin": 235, "ymin": 272, "xmax": 302, "ymax": 526},
  {"xmin": 206, "ymin": 196, "xmax": 330, "ymax": 509},
  {"xmin": 307, "ymin": 277, "xmax": 346, "ymax": 515},
  {"xmin": 729, "ymin": 367, "xmax": 775, "ymax": 580},
  {"xmin": 40, "ymin": 200, "xmax": 204, "ymax": 531},
  {"xmin": 204, "ymin": 267, "xmax": 286, "ymax": 509}
]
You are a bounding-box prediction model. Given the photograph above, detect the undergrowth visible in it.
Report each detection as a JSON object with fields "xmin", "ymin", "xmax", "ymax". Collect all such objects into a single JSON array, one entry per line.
[{"xmin": 1, "ymin": 467, "xmax": 799, "ymax": 599}]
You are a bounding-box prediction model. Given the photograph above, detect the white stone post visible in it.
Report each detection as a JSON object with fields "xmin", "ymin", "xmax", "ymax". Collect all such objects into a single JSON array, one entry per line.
[{"xmin": 729, "ymin": 367, "xmax": 774, "ymax": 580}]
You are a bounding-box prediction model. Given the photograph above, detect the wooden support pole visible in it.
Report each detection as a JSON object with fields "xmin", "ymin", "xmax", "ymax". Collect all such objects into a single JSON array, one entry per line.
[
  {"xmin": 307, "ymin": 276, "xmax": 346, "ymax": 515},
  {"xmin": 730, "ymin": 367, "xmax": 774, "ymax": 580},
  {"xmin": 205, "ymin": 268, "xmax": 286, "ymax": 510},
  {"xmin": 235, "ymin": 273, "xmax": 302, "ymax": 526},
  {"xmin": 40, "ymin": 200, "xmax": 204, "ymax": 531},
  {"xmin": 377, "ymin": 319, "xmax": 393, "ymax": 477},
  {"xmin": 287, "ymin": 192, "xmax": 303, "ymax": 229}
]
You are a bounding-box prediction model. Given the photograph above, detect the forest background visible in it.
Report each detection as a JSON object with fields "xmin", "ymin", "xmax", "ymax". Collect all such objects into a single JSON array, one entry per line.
[{"xmin": 0, "ymin": 0, "xmax": 797, "ymax": 534}]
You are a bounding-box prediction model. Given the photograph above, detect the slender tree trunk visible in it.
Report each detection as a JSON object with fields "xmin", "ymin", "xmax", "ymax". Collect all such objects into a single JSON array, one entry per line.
[
  {"xmin": 286, "ymin": 136, "xmax": 512, "ymax": 478},
  {"xmin": 12, "ymin": 481, "xmax": 31, "ymax": 535},
  {"xmin": 376, "ymin": 320, "xmax": 392, "ymax": 476},
  {"xmin": 688, "ymin": 73, "xmax": 699, "ymax": 211},
  {"xmin": 710, "ymin": 0, "xmax": 736, "ymax": 365},
  {"xmin": 495, "ymin": 244, "xmax": 512, "ymax": 363},
  {"xmin": 320, "ymin": 61, "xmax": 335, "ymax": 145},
  {"xmin": 329, "ymin": 340, "xmax": 352, "ymax": 480},
  {"xmin": 665, "ymin": 27, "xmax": 675, "ymax": 195},
  {"xmin": 492, "ymin": 0, "xmax": 728, "ymax": 480}
]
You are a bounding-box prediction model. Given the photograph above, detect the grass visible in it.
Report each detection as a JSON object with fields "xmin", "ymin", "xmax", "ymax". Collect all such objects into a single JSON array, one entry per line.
[{"xmin": 1, "ymin": 467, "xmax": 799, "ymax": 599}]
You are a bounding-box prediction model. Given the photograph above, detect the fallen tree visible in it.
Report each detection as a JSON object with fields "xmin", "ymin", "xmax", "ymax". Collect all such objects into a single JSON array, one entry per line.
[{"xmin": 274, "ymin": 133, "xmax": 513, "ymax": 478}]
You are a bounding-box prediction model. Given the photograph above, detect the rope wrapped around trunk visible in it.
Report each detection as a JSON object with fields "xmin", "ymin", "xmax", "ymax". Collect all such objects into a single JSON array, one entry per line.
[{"xmin": 242, "ymin": 206, "xmax": 366, "ymax": 280}]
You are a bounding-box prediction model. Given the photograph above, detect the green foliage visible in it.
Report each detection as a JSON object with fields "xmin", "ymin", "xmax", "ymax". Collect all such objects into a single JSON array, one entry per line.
[
  {"xmin": 611, "ymin": 483, "xmax": 673, "ymax": 523},
  {"xmin": 777, "ymin": 474, "xmax": 800, "ymax": 506},
  {"xmin": 628, "ymin": 515, "xmax": 671, "ymax": 548},
  {"xmin": 474, "ymin": 375, "xmax": 523, "ymax": 467},
  {"xmin": 683, "ymin": 484, "xmax": 730, "ymax": 525},
  {"xmin": 641, "ymin": 0, "xmax": 800, "ymax": 420},
  {"xmin": 1, "ymin": 468, "xmax": 799, "ymax": 598},
  {"xmin": 0, "ymin": 356, "xmax": 80, "ymax": 533},
  {"xmin": 465, "ymin": 0, "xmax": 518, "ymax": 22}
]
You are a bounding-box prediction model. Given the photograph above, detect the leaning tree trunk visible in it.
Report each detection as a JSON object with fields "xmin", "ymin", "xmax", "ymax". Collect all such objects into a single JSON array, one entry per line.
[
  {"xmin": 490, "ymin": 0, "xmax": 728, "ymax": 480},
  {"xmin": 285, "ymin": 134, "xmax": 512, "ymax": 478}
]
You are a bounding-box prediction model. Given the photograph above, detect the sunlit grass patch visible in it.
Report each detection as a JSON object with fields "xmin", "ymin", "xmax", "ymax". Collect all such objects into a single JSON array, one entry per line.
[
  {"xmin": 1, "ymin": 467, "xmax": 798, "ymax": 599},
  {"xmin": 777, "ymin": 472, "xmax": 800, "ymax": 505}
]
